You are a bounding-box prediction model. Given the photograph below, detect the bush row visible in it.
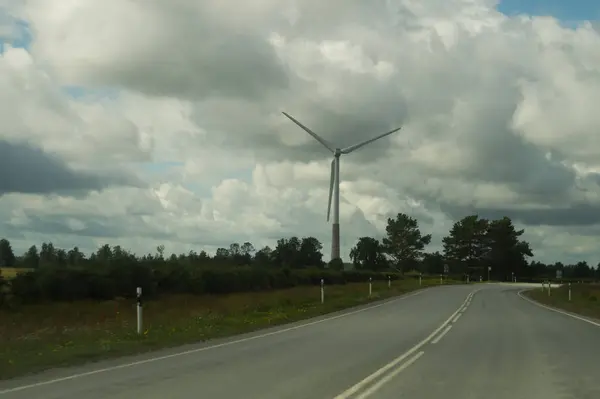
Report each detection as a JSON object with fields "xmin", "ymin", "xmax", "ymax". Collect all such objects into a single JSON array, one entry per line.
[{"xmin": 2, "ymin": 264, "xmax": 408, "ymax": 305}]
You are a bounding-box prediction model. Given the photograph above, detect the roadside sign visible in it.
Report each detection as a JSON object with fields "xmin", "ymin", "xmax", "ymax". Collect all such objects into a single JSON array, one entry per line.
[
  {"xmin": 556, "ymin": 270, "xmax": 562, "ymax": 279},
  {"xmin": 443, "ymin": 264, "xmax": 449, "ymax": 274}
]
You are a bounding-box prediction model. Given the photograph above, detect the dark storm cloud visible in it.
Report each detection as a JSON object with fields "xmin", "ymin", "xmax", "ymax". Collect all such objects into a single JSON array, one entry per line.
[
  {"xmin": 471, "ymin": 133, "xmax": 575, "ymax": 201},
  {"xmin": 0, "ymin": 140, "xmax": 139, "ymax": 196},
  {"xmin": 439, "ymin": 202, "xmax": 600, "ymax": 227}
]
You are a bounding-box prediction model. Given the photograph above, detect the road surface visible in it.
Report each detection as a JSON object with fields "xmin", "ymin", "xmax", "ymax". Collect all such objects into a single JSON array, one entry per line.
[{"xmin": 1, "ymin": 284, "xmax": 599, "ymax": 398}]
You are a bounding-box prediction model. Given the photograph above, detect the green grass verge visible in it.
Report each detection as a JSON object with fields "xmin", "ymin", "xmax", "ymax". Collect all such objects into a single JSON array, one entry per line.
[
  {"xmin": 0, "ymin": 278, "xmax": 461, "ymax": 380},
  {"xmin": 523, "ymin": 283, "xmax": 600, "ymax": 321},
  {"xmin": 0, "ymin": 268, "xmax": 33, "ymax": 279}
]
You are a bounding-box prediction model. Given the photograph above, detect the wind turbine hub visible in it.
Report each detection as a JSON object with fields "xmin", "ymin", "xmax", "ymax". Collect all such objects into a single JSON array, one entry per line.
[{"xmin": 334, "ymin": 148, "xmax": 342, "ymax": 157}]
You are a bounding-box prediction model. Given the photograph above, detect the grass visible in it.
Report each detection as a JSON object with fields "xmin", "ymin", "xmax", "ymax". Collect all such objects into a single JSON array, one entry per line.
[
  {"xmin": 0, "ymin": 268, "xmax": 32, "ymax": 279},
  {"xmin": 0, "ymin": 278, "xmax": 460, "ymax": 380},
  {"xmin": 523, "ymin": 283, "xmax": 600, "ymax": 321}
]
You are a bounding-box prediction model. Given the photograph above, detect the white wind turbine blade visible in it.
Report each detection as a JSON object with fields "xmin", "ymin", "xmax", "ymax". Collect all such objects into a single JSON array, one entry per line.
[
  {"xmin": 282, "ymin": 112, "xmax": 335, "ymax": 153},
  {"xmin": 327, "ymin": 158, "xmax": 335, "ymax": 222},
  {"xmin": 340, "ymin": 126, "xmax": 402, "ymax": 154}
]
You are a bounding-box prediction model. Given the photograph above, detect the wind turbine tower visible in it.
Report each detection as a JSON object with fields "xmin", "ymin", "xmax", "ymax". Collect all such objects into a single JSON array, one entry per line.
[{"xmin": 282, "ymin": 112, "xmax": 401, "ymax": 261}]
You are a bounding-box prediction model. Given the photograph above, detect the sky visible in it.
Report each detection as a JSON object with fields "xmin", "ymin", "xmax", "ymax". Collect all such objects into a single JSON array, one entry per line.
[
  {"xmin": 498, "ymin": 0, "xmax": 600, "ymax": 21},
  {"xmin": 1, "ymin": 0, "xmax": 600, "ymax": 265}
]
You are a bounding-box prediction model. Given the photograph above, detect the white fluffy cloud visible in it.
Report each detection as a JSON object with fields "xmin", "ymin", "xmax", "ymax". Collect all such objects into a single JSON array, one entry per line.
[{"xmin": 1, "ymin": 0, "xmax": 600, "ymax": 264}]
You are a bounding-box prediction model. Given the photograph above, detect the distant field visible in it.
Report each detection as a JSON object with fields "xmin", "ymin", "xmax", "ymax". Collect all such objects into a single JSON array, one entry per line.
[{"xmin": 0, "ymin": 267, "xmax": 32, "ymax": 279}]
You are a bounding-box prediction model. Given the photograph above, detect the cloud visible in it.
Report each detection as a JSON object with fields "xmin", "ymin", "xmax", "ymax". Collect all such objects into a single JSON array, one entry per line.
[
  {"xmin": 19, "ymin": 0, "xmax": 289, "ymax": 101},
  {"xmin": 0, "ymin": 139, "xmax": 140, "ymax": 196},
  {"xmin": 0, "ymin": 0, "xmax": 599, "ymax": 266}
]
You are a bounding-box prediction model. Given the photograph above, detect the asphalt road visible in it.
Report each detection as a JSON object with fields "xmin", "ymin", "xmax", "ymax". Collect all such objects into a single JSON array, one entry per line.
[{"xmin": 1, "ymin": 283, "xmax": 599, "ymax": 399}]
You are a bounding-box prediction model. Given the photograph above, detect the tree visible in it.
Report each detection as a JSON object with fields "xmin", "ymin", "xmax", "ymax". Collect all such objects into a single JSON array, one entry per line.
[
  {"xmin": 229, "ymin": 243, "xmax": 241, "ymax": 257},
  {"xmin": 228, "ymin": 242, "xmax": 254, "ymax": 265},
  {"xmin": 241, "ymin": 242, "xmax": 255, "ymax": 256},
  {"xmin": 214, "ymin": 248, "xmax": 230, "ymax": 261},
  {"xmin": 382, "ymin": 213, "xmax": 431, "ymax": 272},
  {"xmin": 156, "ymin": 245, "xmax": 165, "ymax": 260},
  {"xmin": 95, "ymin": 244, "xmax": 113, "ymax": 265},
  {"xmin": 0, "ymin": 238, "xmax": 15, "ymax": 267},
  {"xmin": 22, "ymin": 245, "xmax": 40, "ymax": 268},
  {"xmin": 442, "ymin": 215, "xmax": 489, "ymax": 277},
  {"xmin": 486, "ymin": 217, "xmax": 533, "ymax": 281},
  {"xmin": 298, "ymin": 237, "xmax": 324, "ymax": 268},
  {"xmin": 572, "ymin": 261, "xmax": 593, "ymax": 279},
  {"xmin": 67, "ymin": 247, "xmax": 85, "ymax": 266},
  {"xmin": 39, "ymin": 242, "xmax": 56, "ymax": 266},
  {"xmin": 270, "ymin": 236, "xmax": 323, "ymax": 268},
  {"xmin": 254, "ymin": 246, "xmax": 273, "ymax": 266},
  {"xmin": 55, "ymin": 248, "xmax": 68, "ymax": 266},
  {"xmin": 422, "ymin": 251, "xmax": 444, "ymax": 275},
  {"xmin": 349, "ymin": 237, "xmax": 388, "ymax": 271},
  {"xmin": 272, "ymin": 237, "xmax": 301, "ymax": 268}
]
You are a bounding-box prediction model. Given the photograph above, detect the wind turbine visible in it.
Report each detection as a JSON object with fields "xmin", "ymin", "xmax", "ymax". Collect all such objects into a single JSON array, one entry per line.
[{"xmin": 282, "ymin": 112, "xmax": 401, "ymax": 261}]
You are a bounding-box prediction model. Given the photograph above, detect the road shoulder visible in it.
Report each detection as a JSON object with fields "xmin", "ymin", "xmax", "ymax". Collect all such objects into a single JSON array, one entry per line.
[{"xmin": 518, "ymin": 288, "xmax": 600, "ymax": 328}]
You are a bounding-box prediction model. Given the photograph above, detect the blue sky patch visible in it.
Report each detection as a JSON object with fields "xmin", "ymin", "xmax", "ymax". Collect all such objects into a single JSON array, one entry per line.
[
  {"xmin": 0, "ymin": 15, "xmax": 32, "ymax": 52},
  {"xmin": 497, "ymin": 0, "xmax": 600, "ymax": 21}
]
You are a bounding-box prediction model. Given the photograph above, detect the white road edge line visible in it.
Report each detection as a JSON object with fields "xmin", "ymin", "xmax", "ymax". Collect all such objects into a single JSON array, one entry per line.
[
  {"xmin": 431, "ymin": 325, "xmax": 452, "ymax": 344},
  {"xmin": 517, "ymin": 289, "xmax": 600, "ymax": 328},
  {"xmin": 354, "ymin": 351, "xmax": 425, "ymax": 399},
  {"xmin": 452, "ymin": 313, "xmax": 462, "ymax": 323},
  {"xmin": 333, "ymin": 289, "xmax": 479, "ymax": 399},
  {"xmin": 0, "ymin": 288, "xmax": 433, "ymax": 395}
]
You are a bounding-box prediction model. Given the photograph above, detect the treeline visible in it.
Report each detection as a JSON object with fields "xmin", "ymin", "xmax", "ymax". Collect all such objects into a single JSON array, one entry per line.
[
  {"xmin": 0, "ymin": 213, "xmax": 599, "ymax": 306},
  {"xmin": 0, "ymin": 235, "xmax": 401, "ymax": 306},
  {"xmin": 348, "ymin": 214, "xmax": 600, "ymax": 282}
]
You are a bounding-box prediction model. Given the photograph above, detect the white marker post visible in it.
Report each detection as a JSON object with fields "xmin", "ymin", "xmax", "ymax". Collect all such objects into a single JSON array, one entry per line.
[
  {"xmin": 320, "ymin": 279, "xmax": 325, "ymax": 304},
  {"xmin": 568, "ymin": 282, "xmax": 571, "ymax": 302},
  {"xmin": 548, "ymin": 281, "xmax": 551, "ymax": 297},
  {"xmin": 136, "ymin": 287, "xmax": 143, "ymax": 335},
  {"xmin": 440, "ymin": 274, "xmax": 443, "ymax": 285},
  {"xmin": 419, "ymin": 273, "xmax": 422, "ymax": 286},
  {"xmin": 479, "ymin": 276, "xmax": 482, "ymax": 282},
  {"xmin": 369, "ymin": 277, "xmax": 372, "ymax": 297},
  {"xmin": 388, "ymin": 275, "xmax": 391, "ymax": 288}
]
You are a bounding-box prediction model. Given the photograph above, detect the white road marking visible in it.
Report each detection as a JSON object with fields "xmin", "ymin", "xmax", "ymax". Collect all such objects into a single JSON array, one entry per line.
[
  {"xmin": 354, "ymin": 351, "xmax": 425, "ymax": 399},
  {"xmin": 518, "ymin": 290, "xmax": 600, "ymax": 328},
  {"xmin": 452, "ymin": 313, "xmax": 462, "ymax": 323},
  {"xmin": 0, "ymin": 289, "xmax": 433, "ymax": 395},
  {"xmin": 431, "ymin": 325, "xmax": 452, "ymax": 344},
  {"xmin": 333, "ymin": 289, "xmax": 479, "ymax": 399}
]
